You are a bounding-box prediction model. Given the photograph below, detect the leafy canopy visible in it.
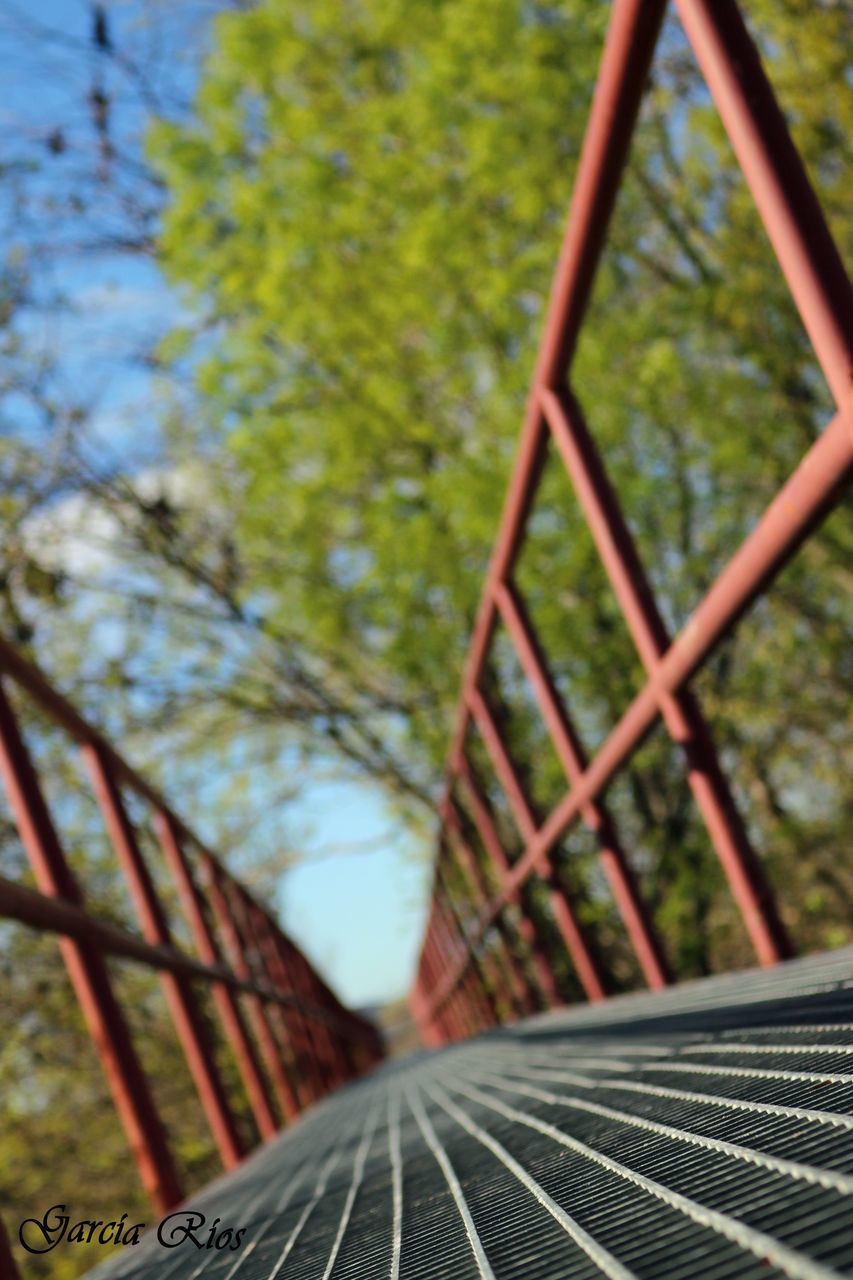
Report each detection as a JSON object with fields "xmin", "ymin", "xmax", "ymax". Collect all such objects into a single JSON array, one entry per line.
[{"xmin": 149, "ymin": 0, "xmax": 852, "ymax": 969}]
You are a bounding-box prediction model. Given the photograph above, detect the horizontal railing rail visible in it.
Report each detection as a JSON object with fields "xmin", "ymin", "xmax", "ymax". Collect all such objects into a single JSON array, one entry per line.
[
  {"xmin": 0, "ymin": 635, "xmax": 383, "ymax": 1271},
  {"xmin": 0, "ymin": 871, "xmax": 361, "ymax": 1034},
  {"xmin": 411, "ymin": 0, "xmax": 853, "ymax": 1046}
]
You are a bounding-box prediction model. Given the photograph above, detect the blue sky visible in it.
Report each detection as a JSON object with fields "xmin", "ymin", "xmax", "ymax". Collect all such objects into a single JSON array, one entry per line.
[
  {"xmin": 0, "ymin": 0, "xmax": 432, "ymax": 1010},
  {"xmin": 277, "ymin": 780, "xmax": 431, "ymax": 1008}
]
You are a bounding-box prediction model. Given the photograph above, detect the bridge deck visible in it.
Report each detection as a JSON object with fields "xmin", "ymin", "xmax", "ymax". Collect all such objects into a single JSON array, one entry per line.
[{"xmin": 88, "ymin": 948, "xmax": 853, "ymax": 1280}]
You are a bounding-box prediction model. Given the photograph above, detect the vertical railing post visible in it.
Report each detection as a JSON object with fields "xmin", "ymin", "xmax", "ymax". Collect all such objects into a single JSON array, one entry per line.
[
  {"xmin": 154, "ymin": 812, "xmax": 279, "ymax": 1142},
  {"xmin": 250, "ymin": 910, "xmax": 311, "ymax": 1104},
  {"xmin": 0, "ymin": 685, "xmax": 182, "ymax": 1213},
  {"xmin": 270, "ymin": 933, "xmax": 327, "ymax": 1101},
  {"xmin": 214, "ymin": 881, "xmax": 301, "ymax": 1123},
  {"xmin": 201, "ymin": 857, "xmax": 298, "ymax": 1125},
  {"xmin": 83, "ymin": 744, "xmax": 244, "ymax": 1170},
  {"xmin": 234, "ymin": 896, "xmax": 305, "ymax": 1115},
  {"xmin": 289, "ymin": 944, "xmax": 344, "ymax": 1090}
]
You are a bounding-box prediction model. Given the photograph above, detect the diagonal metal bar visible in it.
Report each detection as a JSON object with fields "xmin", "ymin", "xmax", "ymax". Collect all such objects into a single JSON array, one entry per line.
[
  {"xmin": 417, "ymin": 0, "xmax": 853, "ymax": 1017},
  {"xmin": 438, "ymin": 901, "xmax": 484, "ymax": 1039},
  {"xmin": 468, "ymin": 688, "xmax": 538, "ymax": 843},
  {"xmin": 438, "ymin": 861, "xmax": 501, "ymax": 1028},
  {"xmin": 469, "ymin": 688, "xmax": 607, "ymax": 1001},
  {"xmin": 495, "ymin": 579, "xmax": 671, "ymax": 988},
  {"xmin": 513, "ymin": 407, "xmax": 852, "ymax": 897},
  {"xmin": 435, "ymin": 895, "xmax": 483, "ymax": 1037},
  {"xmin": 675, "ymin": 0, "xmax": 853, "ymax": 409},
  {"xmin": 445, "ymin": 0, "xmax": 668, "ymax": 782},
  {"xmin": 443, "ymin": 815, "xmax": 531, "ymax": 1017},
  {"xmin": 419, "ymin": 0, "xmax": 672, "ymax": 1031},
  {"xmin": 420, "ymin": 389, "xmax": 852, "ymax": 1019},
  {"xmin": 455, "ymin": 757, "xmax": 562, "ymax": 1009},
  {"xmin": 450, "ymin": 762, "xmax": 558, "ymax": 1003},
  {"xmin": 541, "ymin": 384, "xmax": 791, "ymax": 965}
]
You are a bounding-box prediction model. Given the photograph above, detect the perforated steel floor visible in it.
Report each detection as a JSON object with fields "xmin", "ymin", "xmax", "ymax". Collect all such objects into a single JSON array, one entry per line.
[{"xmin": 88, "ymin": 948, "xmax": 853, "ymax": 1280}]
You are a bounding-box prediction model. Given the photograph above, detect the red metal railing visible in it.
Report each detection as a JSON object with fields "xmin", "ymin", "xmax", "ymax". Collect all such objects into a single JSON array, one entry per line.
[
  {"xmin": 0, "ymin": 635, "xmax": 383, "ymax": 1265},
  {"xmin": 411, "ymin": 0, "xmax": 852, "ymax": 1046}
]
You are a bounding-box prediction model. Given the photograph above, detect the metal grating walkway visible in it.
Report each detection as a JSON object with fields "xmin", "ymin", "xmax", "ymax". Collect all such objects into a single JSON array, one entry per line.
[{"xmin": 88, "ymin": 948, "xmax": 853, "ymax": 1280}]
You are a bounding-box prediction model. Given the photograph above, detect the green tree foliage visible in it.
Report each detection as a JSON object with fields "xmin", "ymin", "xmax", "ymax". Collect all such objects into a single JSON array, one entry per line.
[
  {"xmin": 149, "ymin": 0, "xmax": 852, "ymax": 972},
  {"xmin": 0, "ymin": 5, "xmax": 850, "ymax": 1271},
  {"xmin": 148, "ymin": 1, "xmax": 607, "ymax": 792}
]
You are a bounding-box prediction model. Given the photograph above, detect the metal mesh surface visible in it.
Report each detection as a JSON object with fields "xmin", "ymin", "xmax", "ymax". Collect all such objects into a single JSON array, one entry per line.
[{"xmin": 87, "ymin": 947, "xmax": 853, "ymax": 1280}]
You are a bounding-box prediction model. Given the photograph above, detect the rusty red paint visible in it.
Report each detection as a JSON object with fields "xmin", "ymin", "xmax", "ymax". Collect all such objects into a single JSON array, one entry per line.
[
  {"xmin": 0, "ymin": 1214, "xmax": 20, "ymax": 1280},
  {"xmin": 495, "ymin": 580, "xmax": 670, "ymax": 988},
  {"xmin": 228, "ymin": 890, "xmax": 302, "ymax": 1121},
  {"xmin": 84, "ymin": 743, "xmax": 246, "ymax": 1170},
  {"xmin": 413, "ymin": 0, "xmax": 852, "ymax": 1040},
  {"xmin": 675, "ymin": 0, "xmax": 853, "ymax": 408},
  {"xmin": 0, "ymin": 683, "xmax": 182, "ymax": 1213},
  {"xmin": 202, "ymin": 859, "xmax": 294, "ymax": 1128},
  {"xmin": 445, "ymin": 826, "xmax": 529, "ymax": 1017},
  {"xmin": 0, "ymin": 649, "xmax": 379, "ymax": 1233},
  {"xmin": 153, "ymin": 811, "xmax": 285, "ymax": 1140},
  {"xmin": 543, "ymin": 386, "xmax": 792, "ymax": 967}
]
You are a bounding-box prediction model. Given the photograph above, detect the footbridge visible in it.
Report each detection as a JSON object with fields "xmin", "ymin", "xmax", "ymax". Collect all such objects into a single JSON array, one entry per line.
[{"xmin": 1, "ymin": 0, "xmax": 851, "ymax": 1276}]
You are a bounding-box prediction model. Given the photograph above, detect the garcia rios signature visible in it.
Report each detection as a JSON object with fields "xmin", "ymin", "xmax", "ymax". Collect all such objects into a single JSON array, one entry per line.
[
  {"xmin": 19, "ymin": 1206, "xmax": 145, "ymax": 1253},
  {"xmin": 19, "ymin": 1205, "xmax": 247, "ymax": 1254},
  {"xmin": 157, "ymin": 1211, "xmax": 247, "ymax": 1251}
]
